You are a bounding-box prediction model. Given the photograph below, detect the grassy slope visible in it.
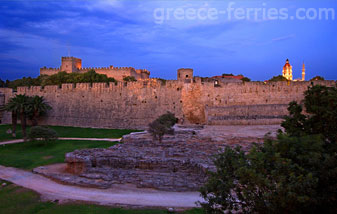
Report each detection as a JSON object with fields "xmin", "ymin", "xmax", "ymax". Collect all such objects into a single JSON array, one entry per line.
[
  {"xmin": 0, "ymin": 180, "xmax": 202, "ymax": 214},
  {"xmin": 0, "ymin": 140, "xmax": 118, "ymax": 169},
  {"xmin": 0, "ymin": 124, "xmax": 140, "ymax": 142}
]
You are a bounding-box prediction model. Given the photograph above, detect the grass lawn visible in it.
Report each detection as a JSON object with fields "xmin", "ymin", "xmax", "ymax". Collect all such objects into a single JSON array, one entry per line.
[
  {"xmin": 0, "ymin": 124, "xmax": 140, "ymax": 142},
  {"xmin": 0, "ymin": 140, "xmax": 119, "ymax": 170},
  {"xmin": 0, "ymin": 180, "xmax": 203, "ymax": 214}
]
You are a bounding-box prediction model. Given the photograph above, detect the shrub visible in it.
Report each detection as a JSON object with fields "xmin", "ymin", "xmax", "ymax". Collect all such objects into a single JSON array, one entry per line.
[
  {"xmin": 28, "ymin": 126, "xmax": 58, "ymax": 141},
  {"xmin": 241, "ymin": 77, "xmax": 251, "ymax": 82},
  {"xmin": 123, "ymin": 76, "xmax": 137, "ymax": 82},
  {"xmin": 269, "ymin": 75, "xmax": 288, "ymax": 81},
  {"xmin": 148, "ymin": 112, "xmax": 177, "ymax": 143}
]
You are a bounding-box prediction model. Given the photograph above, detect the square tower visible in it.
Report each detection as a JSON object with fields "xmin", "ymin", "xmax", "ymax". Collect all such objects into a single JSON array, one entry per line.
[{"xmin": 61, "ymin": 57, "xmax": 82, "ymax": 73}]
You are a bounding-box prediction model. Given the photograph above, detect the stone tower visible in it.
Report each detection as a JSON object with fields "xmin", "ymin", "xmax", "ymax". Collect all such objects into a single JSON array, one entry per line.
[
  {"xmin": 282, "ymin": 59, "xmax": 293, "ymax": 81},
  {"xmin": 61, "ymin": 57, "xmax": 82, "ymax": 73},
  {"xmin": 177, "ymin": 68, "xmax": 193, "ymax": 81},
  {"xmin": 302, "ymin": 62, "xmax": 305, "ymax": 81}
]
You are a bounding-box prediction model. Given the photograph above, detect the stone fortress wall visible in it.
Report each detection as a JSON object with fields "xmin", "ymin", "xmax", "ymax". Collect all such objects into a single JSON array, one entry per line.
[
  {"xmin": 40, "ymin": 57, "xmax": 150, "ymax": 81},
  {"xmin": 1, "ymin": 77, "xmax": 335, "ymax": 129}
]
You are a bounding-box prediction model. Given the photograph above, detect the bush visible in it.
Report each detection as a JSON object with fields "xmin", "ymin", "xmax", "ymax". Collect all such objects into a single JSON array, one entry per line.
[
  {"xmin": 269, "ymin": 75, "xmax": 288, "ymax": 81},
  {"xmin": 148, "ymin": 112, "xmax": 177, "ymax": 143},
  {"xmin": 241, "ymin": 77, "xmax": 251, "ymax": 82},
  {"xmin": 123, "ymin": 76, "xmax": 137, "ymax": 82},
  {"xmin": 28, "ymin": 126, "xmax": 58, "ymax": 141}
]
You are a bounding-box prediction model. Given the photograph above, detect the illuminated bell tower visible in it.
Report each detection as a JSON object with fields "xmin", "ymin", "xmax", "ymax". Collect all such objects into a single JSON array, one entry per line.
[
  {"xmin": 302, "ymin": 62, "xmax": 305, "ymax": 81},
  {"xmin": 282, "ymin": 59, "xmax": 293, "ymax": 81}
]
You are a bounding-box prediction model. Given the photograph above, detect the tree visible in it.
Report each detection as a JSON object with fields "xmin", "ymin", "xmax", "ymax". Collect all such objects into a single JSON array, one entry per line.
[
  {"xmin": 6, "ymin": 70, "xmax": 117, "ymax": 89},
  {"xmin": 3, "ymin": 95, "xmax": 51, "ymax": 139},
  {"xmin": 123, "ymin": 76, "xmax": 137, "ymax": 82},
  {"xmin": 222, "ymin": 73, "xmax": 234, "ymax": 77},
  {"xmin": 200, "ymin": 135, "xmax": 327, "ymax": 214},
  {"xmin": 5, "ymin": 95, "xmax": 30, "ymax": 140},
  {"xmin": 241, "ymin": 77, "xmax": 251, "ymax": 82},
  {"xmin": 269, "ymin": 75, "xmax": 288, "ymax": 82},
  {"xmin": 1, "ymin": 98, "xmax": 19, "ymax": 137},
  {"xmin": 14, "ymin": 95, "xmax": 30, "ymax": 141},
  {"xmin": 0, "ymin": 79, "xmax": 5, "ymax": 87},
  {"xmin": 27, "ymin": 96, "xmax": 51, "ymax": 126},
  {"xmin": 282, "ymin": 84, "xmax": 337, "ymax": 143},
  {"xmin": 148, "ymin": 112, "xmax": 177, "ymax": 143},
  {"xmin": 310, "ymin": 76, "xmax": 325, "ymax": 81},
  {"xmin": 200, "ymin": 84, "xmax": 337, "ymax": 213}
]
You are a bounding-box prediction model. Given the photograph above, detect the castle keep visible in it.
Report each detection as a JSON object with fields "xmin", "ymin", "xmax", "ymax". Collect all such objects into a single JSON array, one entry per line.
[
  {"xmin": 1, "ymin": 67, "xmax": 335, "ymax": 129},
  {"xmin": 40, "ymin": 57, "xmax": 150, "ymax": 81}
]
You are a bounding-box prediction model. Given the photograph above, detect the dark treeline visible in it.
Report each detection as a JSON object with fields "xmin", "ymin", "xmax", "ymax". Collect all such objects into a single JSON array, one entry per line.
[{"xmin": 0, "ymin": 70, "xmax": 117, "ymax": 89}]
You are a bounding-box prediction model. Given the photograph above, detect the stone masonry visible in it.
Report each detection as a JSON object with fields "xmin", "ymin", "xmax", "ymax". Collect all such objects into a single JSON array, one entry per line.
[
  {"xmin": 34, "ymin": 125, "xmax": 273, "ymax": 191},
  {"xmin": 1, "ymin": 80, "xmax": 336, "ymax": 129},
  {"xmin": 40, "ymin": 57, "xmax": 150, "ymax": 81}
]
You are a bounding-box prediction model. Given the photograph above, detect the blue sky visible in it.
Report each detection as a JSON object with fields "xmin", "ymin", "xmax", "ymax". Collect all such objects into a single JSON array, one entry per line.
[{"xmin": 0, "ymin": 0, "xmax": 336, "ymax": 81}]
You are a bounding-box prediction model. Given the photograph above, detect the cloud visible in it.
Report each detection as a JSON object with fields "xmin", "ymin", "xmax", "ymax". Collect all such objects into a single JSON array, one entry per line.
[{"xmin": 272, "ymin": 34, "xmax": 296, "ymax": 42}]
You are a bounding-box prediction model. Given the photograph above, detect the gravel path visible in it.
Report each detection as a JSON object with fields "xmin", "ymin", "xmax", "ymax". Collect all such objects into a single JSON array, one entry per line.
[{"xmin": 0, "ymin": 165, "xmax": 202, "ymax": 208}]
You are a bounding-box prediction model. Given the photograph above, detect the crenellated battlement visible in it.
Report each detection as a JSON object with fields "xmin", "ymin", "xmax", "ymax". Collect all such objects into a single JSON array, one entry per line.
[
  {"xmin": 2, "ymin": 80, "xmax": 336, "ymax": 129},
  {"xmin": 15, "ymin": 80, "xmax": 336, "ymax": 94},
  {"xmin": 40, "ymin": 67, "xmax": 61, "ymax": 71},
  {"xmin": 40, "ymin": 56, "xmax": 150, "ymax": 81}
]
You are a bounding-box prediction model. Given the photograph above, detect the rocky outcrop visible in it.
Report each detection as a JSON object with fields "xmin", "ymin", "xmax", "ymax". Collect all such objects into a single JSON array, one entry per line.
[{"xmin": 35, "ymin": 125, "xmax": 276, "ymax": 192}]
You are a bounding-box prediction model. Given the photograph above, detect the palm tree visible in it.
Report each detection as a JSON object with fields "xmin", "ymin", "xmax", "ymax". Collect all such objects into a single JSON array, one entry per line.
[
  {"xmin": 28, "ymin": 96, "xmax": 51, "ymax": 126},
  {"xmin": 6, "ymin": 95, "xmax": 30, "ymax": 140},
  {"xmin": 2, "ymin": 97, "xmax": 19, "ymax": 137}
]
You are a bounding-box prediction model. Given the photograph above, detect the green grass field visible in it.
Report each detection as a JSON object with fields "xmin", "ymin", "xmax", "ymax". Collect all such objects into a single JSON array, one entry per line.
[
  {"xmin": 0, "ymin": 180, "xmax": 202, "ymax": 214},
  {"xmin": 0, "ymin": 124, "xmax": 140, "ymax": 142},
  {"xmin": 0, "ymin": 140, "xmax": 118, "ymax": 169}
]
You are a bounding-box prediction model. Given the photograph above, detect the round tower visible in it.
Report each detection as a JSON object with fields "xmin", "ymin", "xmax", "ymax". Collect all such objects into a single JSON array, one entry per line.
[{"xmin": 177, "ymin": 68, "xmax": 193, "ymax": 81}]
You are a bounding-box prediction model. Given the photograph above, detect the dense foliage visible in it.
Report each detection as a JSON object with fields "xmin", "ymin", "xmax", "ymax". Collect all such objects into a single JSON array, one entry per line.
[
  {"xmin": 282, "ymin": 84, "xmax": 337, "ymax": 143},
  {"xmin": 28, "ymin": 126, "xmax": 58, "ymax": 141},
  {"xmin": 222, "ymin": 73, "xmax": 234, "ymax": 76},
  {"xmin": 148, "ymin": 112, "xmax": 177, "ymax": 143},
  {"xmin": 269, "ymin": 75, "xmax": 288, "ymax": 81},
  {"xmin": 2, "ymin": 94, "xmax": 51, "ymax": 140},
  {"xmin": 5, "ymin": 70, "xmax": 117, "ymax": 89},
  {"xmin": 123, "ymin": 76, "xmax": 137, "ymax": 82},
  {"xmin": 310, "ymin": 76, "xmax": 325, "ymax": 81},
  {"xmin": 0, "ymin": 78, "xmax": 6, "ymax": 87},
  {"xmin": 200, "ymin": 84, "xmax": 337, "ymax": 213}
]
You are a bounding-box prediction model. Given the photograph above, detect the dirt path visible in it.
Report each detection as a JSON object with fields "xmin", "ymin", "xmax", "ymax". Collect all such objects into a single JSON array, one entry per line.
[
  {"xmin": 0, "ymin": 165, "xmax": 202, "ymax": 208},
  {"xmin": 0, "ymin": 137, "xmax": 121, "ymax": 146}
]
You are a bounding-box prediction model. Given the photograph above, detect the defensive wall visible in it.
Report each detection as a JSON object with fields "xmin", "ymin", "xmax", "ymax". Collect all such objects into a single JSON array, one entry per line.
[
  {"xmin": 40, "ymin": 57, "xmax": 150, "ymax": 81},
  {"xmin": 0, "ymin": 80, "xmax": 335, "ymax": 129}
]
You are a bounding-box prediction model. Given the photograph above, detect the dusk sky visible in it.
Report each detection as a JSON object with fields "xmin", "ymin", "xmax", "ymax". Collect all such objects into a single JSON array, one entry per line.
[{"xmin": 0, "ymin": 0, "xmax": 336, "ymax": 81}]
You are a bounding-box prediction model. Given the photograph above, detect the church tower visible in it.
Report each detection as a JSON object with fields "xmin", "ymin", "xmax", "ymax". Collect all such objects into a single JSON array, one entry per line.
[
  {"xmin": 282, "ymin": 59, "xmax": 293, "ymax": 81},
  {"xmin": 302, "ymin": 62, "xmax": 305, "ymax": 81}
]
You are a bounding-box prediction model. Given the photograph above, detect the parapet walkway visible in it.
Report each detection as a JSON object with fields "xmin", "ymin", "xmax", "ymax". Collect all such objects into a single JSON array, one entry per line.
[
  {"xmin": 0, "ymin": 137, "xmax": 121, "ymax": 146},
  {"xmin": 0, "ymin": 165, "xmax": 202, "ymax": 208}
]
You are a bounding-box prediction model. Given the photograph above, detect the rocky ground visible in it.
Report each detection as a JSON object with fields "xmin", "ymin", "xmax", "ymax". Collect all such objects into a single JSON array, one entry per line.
[{"xmin": 34, "ymin": 125, "xmax": 281, "ymax": 192}]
